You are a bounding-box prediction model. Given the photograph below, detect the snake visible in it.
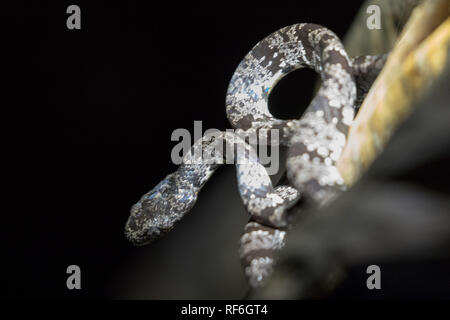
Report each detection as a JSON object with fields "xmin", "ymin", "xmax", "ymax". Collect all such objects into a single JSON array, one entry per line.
[{"xmin": 124, "ymin": 23, "xmax": 387, "ymax": 288}]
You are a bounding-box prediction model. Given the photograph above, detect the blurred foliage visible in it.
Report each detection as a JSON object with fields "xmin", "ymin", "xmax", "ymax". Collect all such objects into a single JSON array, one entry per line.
[{"xmin": 252, "ymin": 0, "xmax": 450, "ymax": 299}]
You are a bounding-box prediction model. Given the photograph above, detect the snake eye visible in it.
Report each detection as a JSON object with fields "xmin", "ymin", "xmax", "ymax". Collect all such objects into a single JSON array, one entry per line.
[{"xmin": 146, "ymin": 191, "xmax": 158, "ymax": 200}]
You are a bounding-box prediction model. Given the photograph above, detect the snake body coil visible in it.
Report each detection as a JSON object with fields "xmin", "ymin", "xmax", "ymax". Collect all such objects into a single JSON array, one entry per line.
[{"xmin": 125, "ymin": 23, "xmax": 386, "ymax": 287}]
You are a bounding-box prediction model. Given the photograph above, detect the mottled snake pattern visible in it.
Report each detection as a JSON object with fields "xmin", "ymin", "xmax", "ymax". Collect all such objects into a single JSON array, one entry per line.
[{"xmin": 125, "ymin": 23, "xmax": 387, "ymax": 287}]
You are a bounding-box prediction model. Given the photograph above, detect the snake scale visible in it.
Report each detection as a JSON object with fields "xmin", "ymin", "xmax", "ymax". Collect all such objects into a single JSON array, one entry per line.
[{"xmin": 125, "ymin": 23, "xmax": 387, "ymax": 287}]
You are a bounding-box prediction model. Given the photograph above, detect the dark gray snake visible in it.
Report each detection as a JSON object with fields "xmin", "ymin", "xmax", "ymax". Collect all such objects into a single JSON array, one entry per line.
[{"xmin": 125, "ymin": 23, "xmax": 386, "ymax": 287}]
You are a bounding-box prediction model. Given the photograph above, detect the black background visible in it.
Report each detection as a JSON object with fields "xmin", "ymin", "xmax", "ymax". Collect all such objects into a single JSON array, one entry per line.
[{"xmin": 2, "ymin": 1, "xmax": 449, "ymax": 299}]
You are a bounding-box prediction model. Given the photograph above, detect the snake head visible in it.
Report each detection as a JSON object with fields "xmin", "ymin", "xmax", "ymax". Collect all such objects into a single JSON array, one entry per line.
[{"xmin": 125, "ymin": 173, "xmax": 198, "ymax": 246}]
